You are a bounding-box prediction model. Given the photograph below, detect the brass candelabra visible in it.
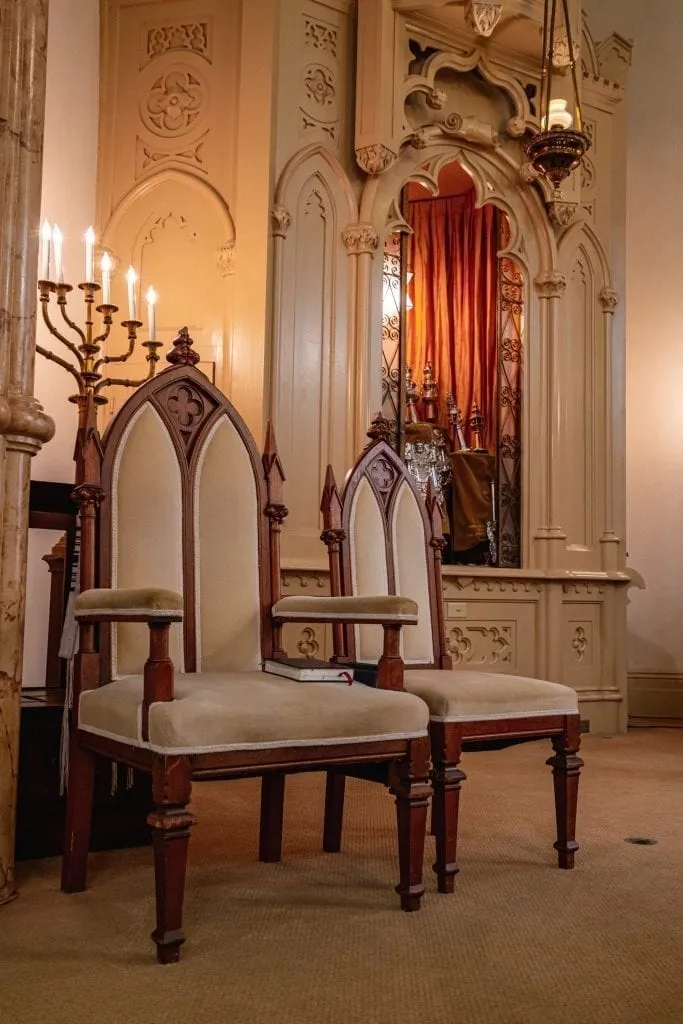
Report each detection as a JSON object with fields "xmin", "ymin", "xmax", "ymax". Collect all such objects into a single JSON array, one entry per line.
[{"xmin": 37, "ymin": 277, "xmax": 162, "ymax": 410}]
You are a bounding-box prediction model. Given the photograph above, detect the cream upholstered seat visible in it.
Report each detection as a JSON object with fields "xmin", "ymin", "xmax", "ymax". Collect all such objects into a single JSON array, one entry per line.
[
  {"xmin": 79, "ymin": 672, "xmax": 428, "ymax": 752},
  {"xmin": 320, "ymin": 438, "xmax": 584, "ymax": 893},
  {"xmin": 403, "ymin": 670, "xmax": 578, "ymax": 723},
  {"xmin": 61, "ymin": 345, "xmax": 432, "ymax": 965}
]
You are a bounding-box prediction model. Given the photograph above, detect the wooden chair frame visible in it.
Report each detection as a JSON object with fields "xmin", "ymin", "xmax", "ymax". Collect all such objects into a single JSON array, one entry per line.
[
  {"xmin": 61, "ymin": 348, "xmax": 431, "ymax": 963},
  {"xmin": 321, "ymin": 440, "xmax": 583, "ymax": 893}
]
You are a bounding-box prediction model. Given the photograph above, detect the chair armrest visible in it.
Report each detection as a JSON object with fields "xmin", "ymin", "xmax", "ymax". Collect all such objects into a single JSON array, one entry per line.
[
  {"xmin": 272, "ymin": 594, "xmax": 418, "ymax": 625},
  {"xmin": 74, "ymin": 587, "xmax": 184, "ymax": 623}
]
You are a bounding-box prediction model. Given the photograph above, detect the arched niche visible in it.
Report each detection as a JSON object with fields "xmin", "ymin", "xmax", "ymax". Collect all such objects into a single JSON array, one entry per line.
[
  {"xmin": 356, "ymin": 137, "xmax": 557, "ymax": 568},
  {"xmin": 557, "ymin": 221, "xmax": 622, "ymax": 570},
  {"xmin": 100, "ymin": 170, "xmax": 236, "ymax": 419},
  {"xmin": 270, "ymin": 145, "xmax": 358, "ymax": 563}
]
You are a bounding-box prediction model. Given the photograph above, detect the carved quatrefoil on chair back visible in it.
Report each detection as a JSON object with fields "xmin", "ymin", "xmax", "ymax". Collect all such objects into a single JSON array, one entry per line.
[
  {"xmin": 321, "ymin": 439, "xmax": 583, "ymax": 894},
  {"xmin": 60, "ymin": 336, "xmax": 432, "ymax": 963}
]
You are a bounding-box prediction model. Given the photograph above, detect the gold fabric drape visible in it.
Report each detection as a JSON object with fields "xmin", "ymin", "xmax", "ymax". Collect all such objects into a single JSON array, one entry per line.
[{"xmin": 406, "ymin": 193, "xmax": 499, "ymax": 450}]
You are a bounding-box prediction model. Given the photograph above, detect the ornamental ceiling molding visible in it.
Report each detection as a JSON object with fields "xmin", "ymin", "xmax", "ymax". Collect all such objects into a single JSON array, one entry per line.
[{"xmin": 402, "ymin": 48, "xmax": 534, "ymax": 141}]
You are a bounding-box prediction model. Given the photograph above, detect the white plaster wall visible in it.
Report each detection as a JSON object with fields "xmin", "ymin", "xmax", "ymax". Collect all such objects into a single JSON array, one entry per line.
[
  {"xmin": 23, "ymin": 0, "xmax": 99, "ymax": 685},
  {"xmin": 585, "ymin": 0, "xmax": 683, "ymax": 677}
]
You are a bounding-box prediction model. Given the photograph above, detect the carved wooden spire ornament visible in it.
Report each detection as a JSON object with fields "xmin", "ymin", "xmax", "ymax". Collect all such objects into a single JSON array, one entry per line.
[{"xmin": 166, "ymin": 326, "xmax": 200, "ymax": 367}]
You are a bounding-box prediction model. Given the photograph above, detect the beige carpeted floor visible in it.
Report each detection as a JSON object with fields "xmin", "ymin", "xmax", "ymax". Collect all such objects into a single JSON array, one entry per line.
[{"xmin": 2, "ymin": 729, "xmax": 683, "ymax": 1024}]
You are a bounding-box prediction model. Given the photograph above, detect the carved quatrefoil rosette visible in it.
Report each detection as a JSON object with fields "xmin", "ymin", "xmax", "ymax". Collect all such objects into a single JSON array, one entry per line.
[
  {"xmin": 143, "ymin": 69, "xmax": 207, "ymax": 137},
  {"xmin": 368, "ymin": 455, "xmax": 398, "ymax": 506}
]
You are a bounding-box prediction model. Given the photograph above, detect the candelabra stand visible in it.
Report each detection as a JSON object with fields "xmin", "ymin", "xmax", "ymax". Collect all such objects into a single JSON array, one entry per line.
[{"xmin": 36, "ymin": 277, "xmax": 163, "ymax": 598}]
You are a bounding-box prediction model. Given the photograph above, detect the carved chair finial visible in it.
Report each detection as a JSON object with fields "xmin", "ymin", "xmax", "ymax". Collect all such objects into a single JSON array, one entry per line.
[
  {"xmin": 166, "ymin": 326, "xmax": 200, "ymax": 367},
  {"xmin": 365, "ymin": 411, "xmax": 396, "ymax": 450}
]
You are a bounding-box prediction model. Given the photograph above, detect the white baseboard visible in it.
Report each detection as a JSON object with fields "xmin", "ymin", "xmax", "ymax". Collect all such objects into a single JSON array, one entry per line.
[{"xmin": 628, "ymin": 672, "xmax": 683, "ymax": 721}]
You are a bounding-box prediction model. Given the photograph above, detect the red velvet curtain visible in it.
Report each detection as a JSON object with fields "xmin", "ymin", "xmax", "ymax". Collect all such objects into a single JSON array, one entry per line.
[{"xmin": 406, "ymin": 192, "xmax": 499, "ymax": 451}]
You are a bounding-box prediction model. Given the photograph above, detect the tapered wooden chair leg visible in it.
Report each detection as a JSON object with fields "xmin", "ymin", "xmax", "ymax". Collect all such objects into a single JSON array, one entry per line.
[
  {"xmin": 259, "ymin": 772, "xmax": 286, "ymax": 863},
  {"xmin": 391, "ymin": 737, "xmax": 431, "ymax": 912},
  {"xmin": 61, "ymin": 739, "xmax": 96, "ymax": 893},
  {"xmin": 546, "ymin": 719, "xmax": 583, "ymax": 869},
  {"xmin": 149, "ymin": 757, "xmax": 195, "ymax": 964},
  {"xmin": 323, "ymin": 772, "xmax": 345, "ymax": 852},
  {"xmin": 430, "ymin": 723, "xmax": 465, "ymax": 893}
]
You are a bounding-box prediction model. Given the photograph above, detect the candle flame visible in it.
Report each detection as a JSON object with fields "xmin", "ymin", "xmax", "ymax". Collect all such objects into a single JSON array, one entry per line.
[
  {"xmin": 41, "ymin": 219, "xmax": 52, "ymax": 241},
  {"xmin": 100, "ymin": 252, "xmax": 113, "ymax": 273},
  {"xmin": 52, "ymin": 225, "xmax": 63, "ymax": 245},
  {"xmin": 126, "ymin": 265, "xmax": 137, "ymax": 286},
  {"xmin": 146, "ymin": 286, "xmax": 157, "ymax": 305},
  {"xmin": 84, "ymin": 225, "xmax": 96, "ymax": 245}
]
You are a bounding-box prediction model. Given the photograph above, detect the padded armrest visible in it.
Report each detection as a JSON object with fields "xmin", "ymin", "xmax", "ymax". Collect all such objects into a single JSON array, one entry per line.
[
  {"xmin": 272, "ymin": 595, "xmax": 418, "ymax": 624},
  {"xmin": 74, "ymin": 587, "xmax": 184, "ymax": 623}
]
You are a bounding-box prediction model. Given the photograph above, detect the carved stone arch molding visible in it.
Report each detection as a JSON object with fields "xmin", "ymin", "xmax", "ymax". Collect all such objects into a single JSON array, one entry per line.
[
  {"xmin": 100, "ymin": 169, "xmax": 236, "ymax": 406},
  {"xmin": 557, "ymin": 222, "xmax": 622, "ymax": 571},
  {"xmin": 403, "ymin": 49, "xmax": 535, "ymax": 142},
  {"xmin": 270, "ymin": 145, "xmax": 358, "ymax": 563},
  {"xmin": 357, "ymin": 136, "xmax": 569, "ymax": 566}
]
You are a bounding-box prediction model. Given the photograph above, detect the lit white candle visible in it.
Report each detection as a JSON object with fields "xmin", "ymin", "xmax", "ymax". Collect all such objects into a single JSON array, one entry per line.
[
  {"xmin": 52, "ymin": 225, "xmax": 63, "ymax": 283},
  {"xmin": 146, "ymin": 286, "xmax": 157, "ymax": 342},
  {"xmin": 126, "ymin": 265, "xmax": 137, "ymax": 320},
  {"xmin": 84, "ymin": 226, "xmax": 95, "ymax": 282},
  {"xmin": 100, "ymin": 252, "xmax": 112, "ymax": 305},
  {"xmin": 40, "ymin": 219, "xmax": 52, "ymax": 280}
]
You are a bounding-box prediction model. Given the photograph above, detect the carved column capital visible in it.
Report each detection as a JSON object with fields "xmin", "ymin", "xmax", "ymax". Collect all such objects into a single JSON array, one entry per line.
[
  {"xmin": 599, "ymin": 287, "xmax": 619, "ymax": 312},
  {"xmin": 2, "ymin": 394, "xmax": 55, "ymax": 455},
  {"xmin": 342, "ymin": 224, "xmax": 379, "ymax": 255},
  {"xmin": 464, "ymin": 1, "xmax": 504, "ymax": 38},
  {"xmin": 355, "ymin": 143, "xmax": 397, "ymax": 176},
  {"xmin": 535, "ymin": 272, "xmax": 567, "ymax": 299},
  {"xmin": 270, "ymin": 204, "xmax": 291, "ymax": 239}
]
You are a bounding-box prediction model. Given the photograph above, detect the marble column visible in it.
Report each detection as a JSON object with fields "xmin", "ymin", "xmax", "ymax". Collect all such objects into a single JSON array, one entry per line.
[{"xmin": 0, "ymin": 0, "xmax": 54, "ymax": 905}]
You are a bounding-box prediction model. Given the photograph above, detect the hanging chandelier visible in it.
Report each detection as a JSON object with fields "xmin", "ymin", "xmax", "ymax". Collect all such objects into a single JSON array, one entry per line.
[{"xmin": 524, "ymin": 0, "xmax": 590, "ymax": 198}]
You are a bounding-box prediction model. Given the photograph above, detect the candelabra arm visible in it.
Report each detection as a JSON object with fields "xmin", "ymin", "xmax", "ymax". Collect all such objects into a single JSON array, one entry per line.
[
  {"xmin": 94, "ymin": 331, "xmax": 133, "ymax": 371},
  {"xmin": 58, "ymin": 298, "xmax": 87, "ymax": 345},
  {"xmin": 36, "ymin": 344, "xmax": 85, "ymax": 391},
  {"xmin": 40, "ymin": 301, "xmax": 85, "ymax": 369},
  {"xmin": 92, "ymin": 319, "xmax": 115, "ymax": 352}
]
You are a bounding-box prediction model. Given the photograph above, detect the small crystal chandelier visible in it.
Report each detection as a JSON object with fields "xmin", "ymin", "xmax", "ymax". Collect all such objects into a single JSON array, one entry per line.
[{"xmin": 524, "ymin": 0, "xmax": 590, "ymax": 198}]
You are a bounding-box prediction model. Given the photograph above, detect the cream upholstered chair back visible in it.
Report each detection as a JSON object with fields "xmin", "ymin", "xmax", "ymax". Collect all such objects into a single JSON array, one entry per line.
[
  {"xmin": 98, "ymin": 360, "xmax": 280, "ymax": 680},
  {"xmin": 338, "ymin": 441, "xmax": 445, "ymax": 668}
]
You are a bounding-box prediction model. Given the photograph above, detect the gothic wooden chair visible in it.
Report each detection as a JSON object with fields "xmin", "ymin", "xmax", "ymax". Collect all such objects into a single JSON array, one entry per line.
[
  {"xmin": 60, "ymin": 343, "xmax": 431, "ymax": 963},
  {"xmin": 319, "ymin": 439, "xmax": 583, "ymax": 894}
]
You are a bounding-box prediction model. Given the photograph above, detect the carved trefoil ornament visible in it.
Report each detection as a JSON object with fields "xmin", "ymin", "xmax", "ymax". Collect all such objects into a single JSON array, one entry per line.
[
  {"xmin": 355, "ymin": 143, "xmax": 397, "ymax": 176},
  {"xmin": 303, "ymin": 17, "xmax": 337, "ymax": 57},
  {"xmin": 342, "ymin": 224, "xmax": 379, "ymax": 255},
  {"xmin": 464, "ymin": 1, "xmax": 504, "ymax": 38},
  {"xmin": 146, "ymin": 23, "xmax": 210, "ymax": 64}
]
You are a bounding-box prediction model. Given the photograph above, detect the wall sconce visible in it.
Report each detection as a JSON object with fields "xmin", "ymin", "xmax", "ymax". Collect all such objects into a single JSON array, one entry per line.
[{"xmin": 524, "ymin": 0, "xmax": 590, "ymax": 198}]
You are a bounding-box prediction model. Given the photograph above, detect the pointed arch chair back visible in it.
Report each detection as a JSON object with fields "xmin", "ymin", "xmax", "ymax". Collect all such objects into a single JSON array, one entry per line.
[
  {"xmin": 96, "ymin": 360, "xmax": 283, "ymax": 683},
  {"xmin": 323, "ymin": 440, "xmax": 451, "ymax": 670}
]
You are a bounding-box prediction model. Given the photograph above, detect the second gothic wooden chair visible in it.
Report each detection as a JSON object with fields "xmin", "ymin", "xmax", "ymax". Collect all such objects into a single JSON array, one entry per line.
[
  {"xmin": 61, "ymin": 339, "xmax": 431, "ymax": 963},
  {"xmin": 318, "ymin": 439, "xmax": 583, "ymax": 894}
]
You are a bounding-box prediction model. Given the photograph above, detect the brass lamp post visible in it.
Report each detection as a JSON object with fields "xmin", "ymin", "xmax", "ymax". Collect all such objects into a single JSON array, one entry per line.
[{"xmin": 524, "ymin": 0, "xmax": 590, "ymax": 198}]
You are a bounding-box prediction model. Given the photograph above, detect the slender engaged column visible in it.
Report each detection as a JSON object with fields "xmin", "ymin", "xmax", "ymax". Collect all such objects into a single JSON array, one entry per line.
[
  {"xmin": 342, "ymin": 224, "xmax": 380, "ymax": 456},
  {"xmin": 533, "ymin": 270, "xmax": 567, "ymax": 570},
  {"xmin": 0, "ymin": 0, "xmax": 54, "ymax": 905}
]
